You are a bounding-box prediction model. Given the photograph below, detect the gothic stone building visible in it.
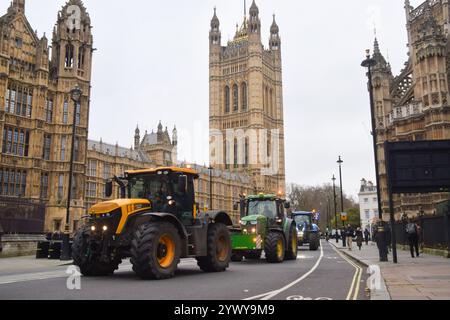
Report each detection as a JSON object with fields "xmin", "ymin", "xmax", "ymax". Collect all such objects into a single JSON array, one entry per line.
[
  {"xmin": 0, "ymin": 0, "xmax": 93, "ymax": 233},
  {"xmin": 209, "ymin": 0, "xmax": 286, "ymax": 195},
  {"xmin": 0, "ymin": 1, "xmax": 255, "ymax": 235},
  {"xmin": 372, "ymin": 0, "xmax": 450, "ymax": 221}
]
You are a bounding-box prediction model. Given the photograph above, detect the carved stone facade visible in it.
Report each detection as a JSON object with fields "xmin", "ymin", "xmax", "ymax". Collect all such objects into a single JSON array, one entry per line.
[
  {"xmin": 209, "ymin": 1, "xmax": 286, "ymax": 195},
  {"xmin": 0, "ymin": 0, "xmax": 93, "ymax": 233},
  {"xmin": 371, "ymin": 0, "xmax": 450, "ymax": 221},
  {"xmin": 0, "ymin": 1, "xmax": 256, "ymax": 233}
]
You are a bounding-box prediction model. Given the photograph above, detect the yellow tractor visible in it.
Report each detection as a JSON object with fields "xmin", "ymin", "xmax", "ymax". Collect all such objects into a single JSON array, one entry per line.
[{"xmin": 72, "ymin": 167, "xmax": 233, "ymax": 280}]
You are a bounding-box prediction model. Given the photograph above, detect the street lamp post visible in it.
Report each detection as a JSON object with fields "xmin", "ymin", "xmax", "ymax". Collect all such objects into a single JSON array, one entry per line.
[
  {"xmin": 337, "ymin": 156, "xmax": 346, "ymax": 247},
  {"xmin": 332, "ymin": 175, "xmax": 338, "ymax": 243},
  {"xmin": 208, "ymin": 166, "xmax": 213, "ymax": 211},
  {"xmin": 61, "ymin": 85, "xmax": 82, "ymax": 261},
  {"xmin": 361, "ymin": 50, "xmax": 388, "ymax": 262}
]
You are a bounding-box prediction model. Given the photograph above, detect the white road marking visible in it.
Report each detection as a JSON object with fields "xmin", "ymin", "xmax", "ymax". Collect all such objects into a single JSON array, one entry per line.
[
  {"xmin": 330, "ymin": 245, "xmax": 363, "ymax": 300},
  {"xmin": 244, "ymin": 241, "xmax": 324, "ymax": 300}
]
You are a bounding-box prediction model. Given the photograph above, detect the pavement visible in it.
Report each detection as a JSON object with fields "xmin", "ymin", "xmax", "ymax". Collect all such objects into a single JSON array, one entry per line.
[
  {"xmin": 330, "ymin": 240, "xmax": 450, "ymax": 300},
  {"xmin": 0, "ymin": 242, "xmax": 370, "ymax": 300}
]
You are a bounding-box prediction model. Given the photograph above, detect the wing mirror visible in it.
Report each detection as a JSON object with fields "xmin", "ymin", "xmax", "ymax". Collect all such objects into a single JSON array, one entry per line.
[
  {"xmin": 284, "ymin": 202, "xmax": 291, "ymax": 209},
  {"xmin": 105, "ymin": 181, "xmax": 113, "ymax": 198}
]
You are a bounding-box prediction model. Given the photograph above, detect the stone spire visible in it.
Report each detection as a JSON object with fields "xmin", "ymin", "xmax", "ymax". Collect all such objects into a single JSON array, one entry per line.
[
  {"xmin": 372, "ymin": 38, "xmax": 390, "ymax": 73},
  {"xmin": 12, "ymin": 0, "xmax": 25, "ymax": 13},
  {"xmin": 249, "ymin": 0, "xmax": 261, "ymax": 35},
  {"xmin": 172, "ymin": 126, "xmax": 178, "ymax": 147},
  {"xmin": 134, "ymin": 125, "xmax": 140, "ymax": 150},
  {"xmin": 270, "ymin": 14, "xmax": 281, "ymax": 50}
]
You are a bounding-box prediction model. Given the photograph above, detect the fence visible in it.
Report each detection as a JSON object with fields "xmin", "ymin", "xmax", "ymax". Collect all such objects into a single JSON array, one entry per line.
[
  {"xmin": 394, "ymin": 201, "xmax": 450, "ymax": 251},
  {"xmin": 0, "ymin": 197, "xmax": 45, "ymax": 234}
]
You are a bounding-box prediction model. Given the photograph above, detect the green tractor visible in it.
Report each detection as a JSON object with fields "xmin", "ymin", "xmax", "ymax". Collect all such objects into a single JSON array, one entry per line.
[{"xmin": 230, "ymin": 194, "xmax": 298, "ymax": 263}]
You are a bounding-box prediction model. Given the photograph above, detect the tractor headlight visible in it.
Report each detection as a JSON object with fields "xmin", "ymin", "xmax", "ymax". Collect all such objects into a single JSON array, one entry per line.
[
  {"xmin": 251, "ymin": 227, "xmax": 257, "ymax": 234},
  {"xmin": 102, "ymin": 226, "xmax": 108, "ymax": 232},
  {"xmin": 91, "ymin": 226, "xmax": 96, "ymax": 232}
]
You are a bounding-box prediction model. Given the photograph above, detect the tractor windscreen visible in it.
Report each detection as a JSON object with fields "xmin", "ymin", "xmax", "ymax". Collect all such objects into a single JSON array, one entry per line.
[
  {"xmin": 294, "ymin": 215, "xmax": 311, "ymax": 230},
  {"xmin": 127, "ymin": 174, "xmax": 172, "ymax": 212},
  {"xmin": 247, "ymin": 200, "xmax": 277, "ymax": 219}
]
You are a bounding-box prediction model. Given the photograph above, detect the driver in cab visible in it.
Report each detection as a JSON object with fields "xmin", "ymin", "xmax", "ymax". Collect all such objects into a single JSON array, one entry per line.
[{"xmin": 263, "ymin": 203, "xmax": 276, "ymax": 219}]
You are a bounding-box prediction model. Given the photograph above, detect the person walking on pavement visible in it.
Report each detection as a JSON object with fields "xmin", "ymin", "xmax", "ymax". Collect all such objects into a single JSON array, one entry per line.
[
  {"xmin": 406, "ymin": 219, "xmax": 420, "ymax": 258},
  {"xmin": 385, "ymin": 223, "xmax": 392, "ymax": 253},
  {"xmin": 355, "ymin": 227, "xmax": 364, "ymax": 250},
  {"xmin": 345, "ymin": 224, "xmax": 355, "ymax": 251},
  {"xmin": 364, "ymin": 228, "xmax": 370, "ymax": 246}
]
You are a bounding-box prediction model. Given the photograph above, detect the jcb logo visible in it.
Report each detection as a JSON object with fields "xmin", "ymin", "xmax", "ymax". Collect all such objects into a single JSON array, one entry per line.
[
  {"xmin": 367, "ymin": 265, "xmax": 381, "ymax": 291},
  {"xmin": 66, "ymin": 266, "xmax": 81, "ymax": 290},
  {"xmin": 66, "ymin": 5, "xmax": 81, "ymax": 31}
]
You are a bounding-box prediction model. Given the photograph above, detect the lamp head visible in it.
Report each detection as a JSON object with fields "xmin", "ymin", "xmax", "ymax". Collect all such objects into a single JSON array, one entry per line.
[{"xmin": 70, "ymin": 85, "xmax": 82, "ymax": 103}]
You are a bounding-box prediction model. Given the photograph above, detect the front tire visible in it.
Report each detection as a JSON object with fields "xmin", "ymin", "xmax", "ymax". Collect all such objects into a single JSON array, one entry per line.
[
  {"xmin": 309, "ymin": 233, "xmax": 320, "ymax": 251},
  {"xmin": 196, "ymin": 223, "xmax": 231, "ymax": 272},
  {"xmin": 131, "ymin": 221, "xmax": 181, "ymax": 280},
  {"xmin": 285, "ymin": 225, "xmax": 298, "ymax": 260},
  {"xmin": 72, "ymin": 226, "xmax": 121, "ymax": 276},
  {"xmin": 265, "ymin": 232, "xmax": 285, "ymax": 263}
]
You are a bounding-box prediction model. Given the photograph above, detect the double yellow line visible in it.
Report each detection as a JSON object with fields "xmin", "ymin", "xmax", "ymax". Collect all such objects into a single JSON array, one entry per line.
[{"xmin": 332, "ymin": 246, "xmax": 363, "ymax": 300}]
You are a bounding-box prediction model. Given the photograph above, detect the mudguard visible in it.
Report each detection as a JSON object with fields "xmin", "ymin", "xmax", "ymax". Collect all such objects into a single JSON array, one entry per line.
[{"xmin": 130, "ymin": 212, "xmax": 188, "ymax": 240}]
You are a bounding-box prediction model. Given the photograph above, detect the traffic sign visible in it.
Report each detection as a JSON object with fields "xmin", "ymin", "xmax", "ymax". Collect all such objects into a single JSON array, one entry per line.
[{"xmin": 340, "ymin": 212, "xmax": 348, "ymax": 222}]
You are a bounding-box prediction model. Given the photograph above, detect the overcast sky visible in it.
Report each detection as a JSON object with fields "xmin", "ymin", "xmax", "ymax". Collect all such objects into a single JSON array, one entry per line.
[{"xmin": 3, "ymin": 0, "xmax": 426, "ymax": 199}]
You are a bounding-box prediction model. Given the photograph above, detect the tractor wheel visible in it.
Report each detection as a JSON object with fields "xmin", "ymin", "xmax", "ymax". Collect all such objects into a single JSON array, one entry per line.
[
  {"xmin": 244, "ymin": 250, "xmax": 262, "ymax": 260},
  {"xmin": 196, "ymin": 223, "xmax": 231, "ymax": 272},
  {"xmin": 231, "ymin": 251, "xmax": 244, "ymax": 262},
  {"xmin": 309, "ymin": 233, "xmax": 320, "ymax": 251},
  {"xmin": 131, "ymin": 221, "xmax": 181, "ymax": 280},
  {"xmin": 72, "ymin": 226, "xmax": 122, "ymax": 276},
  {"xmin": 285, "ymin": 225, "xmax": 298, "ymax": 260},
  {"xmin": 264, "ymin": 232, "xmax": 285, "ymax": 263}
]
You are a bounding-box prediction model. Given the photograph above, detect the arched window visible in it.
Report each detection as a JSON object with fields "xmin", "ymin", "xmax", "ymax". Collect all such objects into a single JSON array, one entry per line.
[
  {"xmin": 224, "ymin": 86, "xmax": 230, "ymax": 113},
  {"xmin": 244, "ymin": 137, "xmax": 249, "ymax": 167},
  {"xmin": 78, "ymin": 47, "xmax": 85, "ymax": 69},
  {"xmin": 233, "ymin": 84, "xmax": 239, "ymax": 111},
  {"xmin": 241, "ymin": 82, "xmax": 248, "ymax": 111},
  {"xmin": 65, "ymin": 44, "xmax": 74, "ymax": 68},
  {"xmin": 270, "ymin": 89, "xmax": 273, "ymax": 117},
  {"xmin": 267, "ymin": 132, "xmax": 271, "ymax": 158},
  {"xmin": 233, "ymin": 138, "xmax": 238, "ymax": 168},
  {"xmin": 265, "ymin": 86, "xmax": 269, "ymax": 114}
]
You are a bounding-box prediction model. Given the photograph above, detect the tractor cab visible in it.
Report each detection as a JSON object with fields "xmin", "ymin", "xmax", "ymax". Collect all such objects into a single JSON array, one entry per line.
[
  {"xmin": 243, "ymin": 194, "xmax": 289, "ymax": 224},
  {"xmin": 105, "ymin": 167, "xmax": 199, "ymax": 225}
]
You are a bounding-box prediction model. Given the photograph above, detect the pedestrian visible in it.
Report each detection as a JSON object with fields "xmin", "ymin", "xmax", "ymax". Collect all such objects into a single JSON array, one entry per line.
[
  {"xmin": 405, "ymin": 219, "xmax": 420, "ymax": 258},
  {"xmin": 345, "ymin": 224, "xmax": 355, "ymax": 251},
  {"xmin": 364, "ymin": 228, "xmax": 370, "ymax": 245},
  {"xmin": 355, "ymin": 227, "xmax": 364, "ymax": 250},
  {"xmin": 341, "ymin": 229, "xmax": 347, "ymax": 247},
  {"xmin": 415, "ymin": 222, "xmax": 423, "ymax": 253},
  {"xmin": 385, "ymin": 223, "xmax": 392, "ymax": 252}
]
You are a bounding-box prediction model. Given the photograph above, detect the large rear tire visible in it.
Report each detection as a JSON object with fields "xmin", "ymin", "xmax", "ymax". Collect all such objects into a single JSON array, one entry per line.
[
  {"xmin": 285, "ymin": 225, "xmax": 298, "ymax": 260},
  {"xmin": 131, "ymin": 221, "xmax": 181, "ymax": 280},
  {"xmin": 72, "ymin": 226, "xmax": 121, "ymax": 276},
  {"xmin": 265, "ymin": 232, "xmax": 285, "ymax": 263},
  {"xmin": 309, "ymin": 233, "xmax": 320, "ymax": 251},
  {"xmin": 196, "ymin": 223, "xmax": 231, "ymax": 272}
]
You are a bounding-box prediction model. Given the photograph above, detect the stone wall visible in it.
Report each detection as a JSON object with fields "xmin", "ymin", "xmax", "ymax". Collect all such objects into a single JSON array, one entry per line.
[{"xmin": 0, "ymin": 234, "xmax": 46, "ymax": 258}]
